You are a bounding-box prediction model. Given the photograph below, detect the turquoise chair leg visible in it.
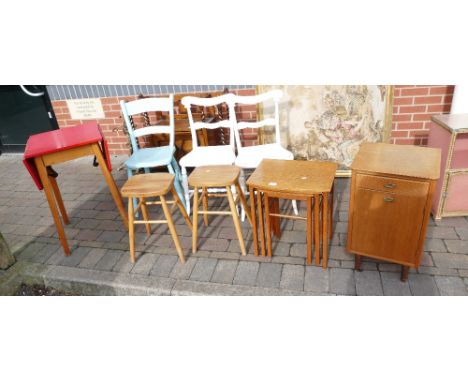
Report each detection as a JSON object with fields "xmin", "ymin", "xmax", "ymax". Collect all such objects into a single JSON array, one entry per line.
[{"xmin": 168, "ymin": 160, "xmax": 186, "ymax": 207}]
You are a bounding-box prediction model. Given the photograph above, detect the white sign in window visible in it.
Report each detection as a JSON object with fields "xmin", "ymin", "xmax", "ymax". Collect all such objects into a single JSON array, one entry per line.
[{"xmin": 66, "ymin": 98, "xmax": 105, "ymax": 120}]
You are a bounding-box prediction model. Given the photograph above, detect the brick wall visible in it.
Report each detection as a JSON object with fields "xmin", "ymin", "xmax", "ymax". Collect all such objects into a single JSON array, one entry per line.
[
  {"xmin": 391, "ymin": 85, "xmax": 454, "ymax": 146},
  {"xmin": 52, "ymin": 85, "xmax": 455, "ymax": 155}
]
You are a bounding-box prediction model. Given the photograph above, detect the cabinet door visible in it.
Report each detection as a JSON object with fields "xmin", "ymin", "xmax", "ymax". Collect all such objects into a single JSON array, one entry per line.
[{"xmin": 350, "ymin": 188, "xmax": 427, "ymax": 265}]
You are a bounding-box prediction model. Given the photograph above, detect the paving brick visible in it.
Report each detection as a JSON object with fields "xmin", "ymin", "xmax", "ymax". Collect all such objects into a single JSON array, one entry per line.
[
  {"xmin": 434, "ymin": 217, "xmax": 468, "ymax": 229},
  {"xmin": 59, "ymin": 246, "xmax": 92, "ymax": 267},
  {"xmin": 425, "ymin": 226, "xmax": 458, "ymax": 239},
  {"xmin": 97, "ymin": 230, "xmax": 126, "ymax": 243},
  {"xmin": 170, "ymin": 257, "xmax": 197, "ymax": 280},
  {"xmin": 290, "ymin": 243, "xmax": 307, "ymax": 258},
  {"xmin": 278, "ymin": 230, "xmax": 306, "ymax": 244},
  {"xmin": 75, "ymin": 229, "xmax": 103, "ymax": 242},
  {"xmin": 211, "ymin": 260, "xmax": 239, "ymax": 284},
  {"xmin": 209, "ymin": 251, "xmax": 241, "ymax": 261},
  {"xmin": 94, "ymin": 249, "xmax": 125, "ymax": 271},
  {"xmin": 341, "ymin": 260, "xmax": 377, "ymax": 271},
  {"xmin": 355, "ymin": 270, "xmax": 383, "ymax": 296},
  {"xmin": 131, "ymin": 253, "xmax": 160, "ymax": 275},
  {"xmin": 226, "ymin": 239, "xmax": 254, "ymax": 254},
  {"xmin": 434, "ymin": 276, "xmax": 468, "ymax": 296},
  {"xmin": 455, "ymin": 227, "xmax": 468, "ymax": 240},
  {"xmin": 459, "ymin": 269, "xmax": 468, "ymax": 278},
  {"xmin": 271, "ymin": 256, "xmax": 305, "ymax": 265},
  {"xmin": 79, "ymin": 248, "xmax": 108, "ymax": 269},
  {"xmin": 280, "ymin": 264, "xmax": 304, "ymax": 291},
  {"xmin": 329, "ymin": 246, "xmax": 353, "ymax": 261},
  {"xmin": 190, "ymin": 257, "xmax": 218, "ymax": 282},
  {"xmin": 198, "ymin": 237, "xmax": 230, "ymax": 252},
  {"xmin": 380, "ymin": 272, "xmax": 411, "ymax": 296},
  {"xmin": 233, "ymin": 261, "xmax": 259, "ymax": 286},
  {"xmin": 256, "ymin": 263, "xmax": 282, "ymax": 288},
  {"xmin": 420, "ymin": 252, "xmax": 434, "ymax": 267},
  {"xmin": 444, "ymin": 240, "xmax": 468, "ymax": 254},
  {"xmin": 32, "ymin": 244, "xmax": 61, "ymax": 264},
  {"xmin": 112, "ymin": 252, "xmax": 135, "ymax": 273},
  {"xmin": 150, "ymin": 255, "xmax": 178, "ymax": 277},
  {"xmin": 408, "ymin": 274, "xmax": 439, "ymax": 296},
  {"xmin": 418, "ymin": 266, "xmax": 459, "ymax": 276},
  {"xmin": 304, "ymin": 266, "xmax": 330, "ymax": 293},
  {"xmin": 15, "ymin": 242, "xmax": 46, "ymax": 261},
  {"xmin": 74, "ymin": 218, "xmax": 101, "ymax": 230},
  {"xmin": 431, "ymin": 252, "xmax": 468, "ymax": 269},
  {"xmin": 334, "ymin": 222, "xmax": 348, "ymax": 233},
  {"xmin": 330, "ymin": 268, "xmax": 356, "ymax": 295},
  {"xmin": 269, "ymin": 242, "xmax": 291, "ymax": 257},
  {"xmin": 424, "ymin": 238, "xmax": 446, "ymax": 252}
]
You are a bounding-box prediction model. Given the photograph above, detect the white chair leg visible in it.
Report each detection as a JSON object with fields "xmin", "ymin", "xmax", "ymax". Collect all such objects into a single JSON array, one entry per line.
[
  {"xmin": 181, "ymin": 166, "xmax": 190, "ymax": 215},
  {"xmin": 292, "ymin": 200, "xmax": 299, "ymax": 215}
]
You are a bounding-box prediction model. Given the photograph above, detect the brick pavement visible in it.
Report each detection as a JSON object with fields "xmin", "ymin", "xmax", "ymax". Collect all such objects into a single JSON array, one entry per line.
[{"xmin": 1, "ymin": 154, "xmax": 467, "ymax": 295}]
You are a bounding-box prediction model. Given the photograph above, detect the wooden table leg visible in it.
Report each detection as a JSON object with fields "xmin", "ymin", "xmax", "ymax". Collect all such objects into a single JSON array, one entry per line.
[
  {"xmin": 401, "ymin": 266, "xmax": 409, "ymax": 282},
  {"xmin": 270, "ymin": 197, "xmax": 281, "ymax": 239},
  {"xmin": 264, "ymin": 193, "xmax": 272, "ymax": 257},
  {"xmin": 249, "ymin": 186, "xmax": 259, "ymax": 257},
  {"xmin": 306, "ymin": 196, "xmax": 313, "ymax": 265},
  {"xmin": 128, "ymin": 196, "xmax": 135, "ymax": 263},
  {"xmin": 314, "ymin": 194, "xmax": 320, "ymax": 266},
  {"xmin": 355, "ymin": 255, "xmax": 362, "ymax": 271},
  {"xmin": 322, "ymin": 192, "xmax": 329, "ymax": 269},
  {"xmin": 329, "ymin": 184, "xmax": 334, "ymax": 240},
  {"xmin": 35, "ymin": 157, "xmax": 70, "ymax": 256},
  {"xmin": 257, "ymin": 189, "xmax": 266, "ymax": 257},
  {"xmin": 192, "ymin": 186, "xmax": 199, "ymax": 253},
  {"xmin": 48, "ymin": 172, "xmax": 69, "ymax": 225},
  {"xmin": 91, "ymin": 143, "xmax": 128, "ymax": 230}
]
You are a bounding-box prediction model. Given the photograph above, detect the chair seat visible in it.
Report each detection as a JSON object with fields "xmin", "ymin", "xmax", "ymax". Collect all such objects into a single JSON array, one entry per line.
[
  {"xmin": 235, "ymin": 144, "xmax": 293, "ymax": 168},
  {"xmin": 125, "ymin": 146, "xmax": 175, "ymax": 170},
  {"xmin": 189, "ymin": 165, "xmax": 240, "ymax": 187},
  {"xmin": 179, "ymin": 146, "xmax": 236, "ymax": 168},
  {"xmin": 121, "ymin": 173, "xmax": 174, "ymax": 198}
]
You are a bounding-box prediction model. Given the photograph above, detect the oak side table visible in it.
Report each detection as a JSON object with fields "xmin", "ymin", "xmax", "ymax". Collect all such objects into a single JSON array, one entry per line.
[
  {"xmin": 347, "ymin": 143, "xmax": 441, "ymax": 281},
  {"xmin": 427, "ymin": 114, "xmax": 468, "ymax": 219},
  {"xmin": 247, "ymin": 159, "xmax": 337, "ymax": 267}
]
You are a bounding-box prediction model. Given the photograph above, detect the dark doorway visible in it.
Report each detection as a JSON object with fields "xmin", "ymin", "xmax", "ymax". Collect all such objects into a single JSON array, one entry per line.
[{"xmin": 0, "ymin": 85, "xmax": 58, "ymax": 154}]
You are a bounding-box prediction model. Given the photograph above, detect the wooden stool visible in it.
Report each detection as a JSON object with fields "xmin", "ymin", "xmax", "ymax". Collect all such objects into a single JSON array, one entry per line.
[
  {"xmin": 188, "ymin": 165, "xmax": 252, "ymax": 255},
  {"xmin": 121, "ymin": 173, "xmax": 192, "ymax": 263}
]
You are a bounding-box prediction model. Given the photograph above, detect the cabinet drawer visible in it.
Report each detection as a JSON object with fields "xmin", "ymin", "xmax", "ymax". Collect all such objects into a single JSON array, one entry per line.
[{"xmin": 356, "ymin": 174, "xmax": 428, "ymax": 196}]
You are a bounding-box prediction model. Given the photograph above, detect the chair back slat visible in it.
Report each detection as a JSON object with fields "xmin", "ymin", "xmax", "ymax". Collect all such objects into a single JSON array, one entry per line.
[{"xmin": 120, "ymin": 95, "xmax": 175, "ymax": 152}]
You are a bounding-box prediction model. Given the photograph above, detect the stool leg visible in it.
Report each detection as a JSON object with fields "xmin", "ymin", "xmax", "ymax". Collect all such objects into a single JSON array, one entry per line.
[
  {"xmin": 171, "ymin": 187, "xmax": 192, "ymax": 230},
  {"xmin": 160, "ymin": 194, "xmax": 185, "ymax": 264},
  {"xmin": 329, "ymin": 185, "xmax": 334, "ymax": 240},
  {"xmin": 226, "ymin": 186, "xmax": 246, "ymax": 256},
  {"xmin": 314, "ymin": 194, "xmax": 320, "ymax": 266},
  {"xmin": 192, "ymin": 186, "xmax": 199, "ymax": 253},
  {"xmin": 235, "ymin": 181, "xmax": 252, "ymax": 225},
  {"xmin": 140, "ymin": 197, "xmax": 151, "ymax": 235},
  {"xmin": 264, "ymin": 193, "xmax": 272, "ymax": 258},
  {"xmin": 257, "ymin": 190, "xmax": 266, "ymax": 257},
  {"xmin": 322, "ymin": 192, "xmax": 328, "ymax": 269},
  {"xmin": 249, "ymin": 186, "xmax": 259, "ymax": 257},
  {"xmin": 128, "ymin": 197, "xmax": 136, "ymax": 263},
  {"xmin": 202, "ymin": 187, "xmax": 209, "ymax": 226}
]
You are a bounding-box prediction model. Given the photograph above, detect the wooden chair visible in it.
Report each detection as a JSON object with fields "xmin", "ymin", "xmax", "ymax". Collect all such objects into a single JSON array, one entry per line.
[
  {"xmin": 121, "ymin": 173, "xmax": 192, "ymax": 263},
  {"xmin": 232, "ymin": 90, "xmax": 299, "ymax": 217},
  {"xmin": 179, "ymin": 93, "xmax": 237, "ymax": 214},
  {"xmin": 188, "ymin": 165, "xmax": 251, "ymax": 255}
]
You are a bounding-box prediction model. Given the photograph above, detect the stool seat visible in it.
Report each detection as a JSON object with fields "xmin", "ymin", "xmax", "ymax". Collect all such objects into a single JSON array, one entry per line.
[
  {"xmin": 121, "ymin": 173, "xmax": 174, "ymax": 198},
  {"xmin": 189, "ymin": 165, "xmax": 240, "ymax": 187}
]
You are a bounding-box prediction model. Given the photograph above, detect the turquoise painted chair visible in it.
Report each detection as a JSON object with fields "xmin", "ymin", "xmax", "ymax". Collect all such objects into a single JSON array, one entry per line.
[{"xmin": 120, "ymin": 95, "xmax": 186, "ymax": 210}]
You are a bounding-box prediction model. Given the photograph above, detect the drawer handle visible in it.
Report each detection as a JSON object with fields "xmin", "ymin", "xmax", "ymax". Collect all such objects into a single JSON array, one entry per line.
[
  {"xmin": 384, "ymin": 183, "xmax": 396, "ymax": 189},
  {"xmin": 384, "ymin": 196, "xmax": 394, "ymax": 203}
]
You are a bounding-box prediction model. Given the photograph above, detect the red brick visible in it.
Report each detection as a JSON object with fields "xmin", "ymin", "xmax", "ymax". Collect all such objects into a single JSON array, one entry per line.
[
  {"xmin": 390, "ymin": 130, "xmax": 409, "ymax": 138},
  {"xmin": 394, "ymin": 138, "xmax": 418, "ymax": 145},
  {"xmin": 412, "ymin": 113, "xmax": 433, "ymax": 122},
  {"xmin": 398, "ymin": 105, "xmax": 426, "ymax": 114},
  {"xmin": 428, "ymin": 104, "xmax": 451, "ymax": 113},
  {"xmin": 409, "ymin": 129, "xmax": 429, "ymax": 138},
  {"xmin": 392, "ymin": 114, "xmax": 412, "ymax": 122},
  {"xmin": 401, "ymin": 87, "xmax": 429, "ymax": 96},
  {"xmin": 413, "ymin": 96, "xmax": 443, "ymax": 105},
  {"xmin": 393, "ymin": 97, "xmax": 414, "ymax": 106},
  {"xmin": 395, "ymin": 122, "xmax": 424, "ymax": 130},
  {"xmin": 429, "ymin": 85, "xmax": 454, "ymax": 95}
]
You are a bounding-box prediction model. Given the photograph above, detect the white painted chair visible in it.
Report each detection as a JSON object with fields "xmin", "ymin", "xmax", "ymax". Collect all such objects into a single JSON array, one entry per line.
[
  {"xmin": 179, "ymin": 93, "xmax": 237, "ymax": 214},
  {"xmin": 232, "ymin": 89, "xmax": 298, "ymax": 216}
]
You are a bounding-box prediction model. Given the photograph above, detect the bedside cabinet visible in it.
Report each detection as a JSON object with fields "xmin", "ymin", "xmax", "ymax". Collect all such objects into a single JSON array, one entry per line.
[{"xmin": 347, "ymin": 143, "xmax": 441, "ymax": 281}]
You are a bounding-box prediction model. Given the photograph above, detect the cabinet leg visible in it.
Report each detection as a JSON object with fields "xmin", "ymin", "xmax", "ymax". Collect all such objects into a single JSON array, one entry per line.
[
  {"xmin": 354, "ymin": 255, "xmax": 362, "ymax": 271},
  {"xmin": 401, "ymin": 266, "xmax": 409, "ymax": 282}
]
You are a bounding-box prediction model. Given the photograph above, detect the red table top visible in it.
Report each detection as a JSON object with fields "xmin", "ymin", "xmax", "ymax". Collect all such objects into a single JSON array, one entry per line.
[
  {"xmin": 24, "ymin": 121, "xmax": 103, "ymax": 159},
  {"xmin": 23, "ymin": 122, "xmax": 112, "ymax": 190}
]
